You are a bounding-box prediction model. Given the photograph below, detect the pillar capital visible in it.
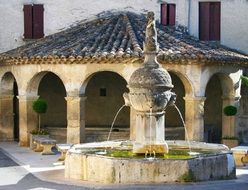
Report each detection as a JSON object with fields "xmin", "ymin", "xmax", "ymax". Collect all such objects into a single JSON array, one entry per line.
[
  {"xmin": 222, "ymin": 95, "xmax": 241, "ymax": 102},
  {"xmin": 0, "ymin": 95, "xmax": 14, "ymax": 100},
  {"xmin": 65, "ymin": 96, "xmax": 87, "ymax": 102},
  {"xmin": 17, "ymin": 95, "xmax": 39, "ymax": 101},
  {"xmin": 183, "ymin": 96, "xmax": 206, "ymax": 102}
]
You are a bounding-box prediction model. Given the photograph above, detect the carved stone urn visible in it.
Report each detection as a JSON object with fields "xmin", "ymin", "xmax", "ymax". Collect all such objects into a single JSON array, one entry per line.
[{"xmin": 124, "ymin": 12, "xmax": 176, "ymax": 154}]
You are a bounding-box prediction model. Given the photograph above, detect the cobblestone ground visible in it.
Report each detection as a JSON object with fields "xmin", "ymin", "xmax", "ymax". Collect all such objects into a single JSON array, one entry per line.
[{"xmin": 0, "ymin": 148, "xmax": 248, "ymax": 190}]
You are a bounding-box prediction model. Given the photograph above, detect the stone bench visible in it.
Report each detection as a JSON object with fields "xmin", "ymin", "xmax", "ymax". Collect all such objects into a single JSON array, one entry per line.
[
  {"xmin": 56, "ymin": 144, "xmax": 73, "ymax": 161},
  {"xmin": 30, "ymin": 134, "xmax": 49, "ymax": 150},
  {"xmin": 33, "ymin": 136, "xmax": 57, "ymax": 155},
  {"xmin": 231, "ymin": 146, "xmax": 248, "ymax": 167}
]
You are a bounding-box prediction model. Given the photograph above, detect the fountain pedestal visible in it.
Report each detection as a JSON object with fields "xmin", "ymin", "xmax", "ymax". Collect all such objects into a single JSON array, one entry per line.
[{"xmin": 133, "ymin": 111, "xmax": 168, "ymax": 154}]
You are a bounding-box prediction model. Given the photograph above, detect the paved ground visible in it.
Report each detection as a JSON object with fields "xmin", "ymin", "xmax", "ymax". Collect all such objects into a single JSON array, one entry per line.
[{"xmin": 0, "ymin": 142, "xmax": 248, "ymax": 190}]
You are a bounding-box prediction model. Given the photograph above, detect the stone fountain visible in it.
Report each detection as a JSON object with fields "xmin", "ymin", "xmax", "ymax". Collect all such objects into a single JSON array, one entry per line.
[
  {"xmin": 65, "ymin": 12, "xmax": 236, "ymax": 184},
  {"xmin": 123, "ymin": 11, "xmax": 176, "ymax": 155}
]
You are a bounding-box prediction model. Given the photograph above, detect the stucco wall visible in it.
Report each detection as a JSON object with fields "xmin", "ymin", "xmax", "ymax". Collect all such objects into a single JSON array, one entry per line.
[
  {"xmin": 188, "ymin": 0, "xmax": 248, "ymax": 54},
  {"xmin": 0, "ymin": 0, "xmax": 162, "ymax": 53},
  {"xmin": 221, "ymin": 0, "xmax": 248, "ymax": 54}
]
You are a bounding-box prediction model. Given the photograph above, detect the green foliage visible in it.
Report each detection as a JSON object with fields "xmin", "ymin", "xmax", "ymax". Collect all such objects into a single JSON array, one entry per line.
[
  {"xmin": 30, "ymin": 128, "xmax": 49, "ymax": 135},
  {"xmin": 32, "ymin": 98, "xmax": 47, "ymax": 114},
  {"xmin": 223, "ymin": 105, "xmax": 237, "ymax": 116},
  {"xmin": 222, "ymin": 136, "xmax": 239, "ymax": 140},
  {"xmin": 240, "ymin": 75, "xmax": 248, "ymax": 86}
]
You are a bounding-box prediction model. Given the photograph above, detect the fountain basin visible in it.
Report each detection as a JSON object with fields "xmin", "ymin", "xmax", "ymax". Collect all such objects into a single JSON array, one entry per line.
[{"xmin": 65, "ymin": 141, "xmax": 236, "ymax": 184}]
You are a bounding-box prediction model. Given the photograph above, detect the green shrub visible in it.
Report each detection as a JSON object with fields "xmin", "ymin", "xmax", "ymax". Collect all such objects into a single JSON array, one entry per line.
[
  {"xmin": 32, "ymin": 98, "xmax": 47, "ymax": 132},
  {"xmin": 240, "ymin": 75, "xmax": 248, "ymax": 86},
  {"xmin": 222, "ymin": 136, "xmax": 239, "ymax": 140},
  {"xmin": 32, "ymin": 98, "xmax": 47, "ymax": 114},
  {"xmin": 223, "ymin": 105, "xmax": 237, "ymax": 116},
  {"xmin": 30, "ymin": 129, "xmax": 49, "ymax": 135}
]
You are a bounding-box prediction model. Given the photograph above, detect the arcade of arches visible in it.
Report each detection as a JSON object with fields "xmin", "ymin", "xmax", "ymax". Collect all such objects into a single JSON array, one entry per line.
[{"xmin": 0, "ymin": 64, "xmax": 244, "ymax": 146}]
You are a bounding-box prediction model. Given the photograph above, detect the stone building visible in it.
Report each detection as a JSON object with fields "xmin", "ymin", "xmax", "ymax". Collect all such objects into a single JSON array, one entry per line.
[{"xmin": 0, "ymin": 1, "xmax": 248, "ymax": 146}]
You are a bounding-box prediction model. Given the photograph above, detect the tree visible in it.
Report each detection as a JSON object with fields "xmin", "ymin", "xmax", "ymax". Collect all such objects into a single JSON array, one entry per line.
[{"xmin": 32, "ymin": 98, "xmax": 47, "ymax": 132}]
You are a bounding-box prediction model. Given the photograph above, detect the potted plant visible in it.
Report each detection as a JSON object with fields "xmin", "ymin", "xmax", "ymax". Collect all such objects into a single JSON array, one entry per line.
[
  {"xmin": 30, "ymin": 98, "xmax": 48, "ymax": 149},
  {"xmin": 222, "ymin": 136, "xmax": 239, "ymax": 149},
  {"xmin": 222, "ymin": 105, "xmax": 238, "ymax": 148}
]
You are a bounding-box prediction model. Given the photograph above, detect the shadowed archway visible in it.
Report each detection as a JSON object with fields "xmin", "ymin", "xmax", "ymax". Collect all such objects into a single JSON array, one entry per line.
[
  {"xmin": 204, "ymin": 73, "xmax": 234, "ymax": 143},
  {"xmin": 0, "ymin": 72, "xmax": 19, "ymax": 141},
  {"xmin": 165, "ymin": 72, "xmax": 186, "ymax": 140},
  {"xmin": 84, "ymin": 71, "xmax": 130, "ymax": 142},
  {"xmin": 26, "ymin": 71, "xmax": 67, "ymax": 143}
]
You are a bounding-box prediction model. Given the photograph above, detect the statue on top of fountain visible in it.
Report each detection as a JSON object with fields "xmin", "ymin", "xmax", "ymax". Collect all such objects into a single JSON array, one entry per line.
[{"xmin": 144, "ymin": 11, "xmax": 159, "ymax": 53}]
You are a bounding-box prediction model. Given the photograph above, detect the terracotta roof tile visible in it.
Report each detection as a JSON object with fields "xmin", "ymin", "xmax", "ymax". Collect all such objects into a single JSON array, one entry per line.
[{"xmin": 1, "ymin": 12, "xmax": 248, "ymax": 64}]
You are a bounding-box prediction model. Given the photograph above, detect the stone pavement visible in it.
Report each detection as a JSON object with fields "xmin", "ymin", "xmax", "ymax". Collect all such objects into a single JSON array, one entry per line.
[{"xmin": 0, "ymin": 142, "xmax": 248, "ymax": 190}]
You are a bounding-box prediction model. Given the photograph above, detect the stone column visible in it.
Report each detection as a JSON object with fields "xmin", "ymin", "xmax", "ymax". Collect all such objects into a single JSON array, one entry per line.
[
  {"xmin": 129, "ymin": 106, "xmax": 136, "ymax": 141},
  {"xmin": 222, "ymin": 96, "xmax": 237, "ymax": 137},
  {"xmin": 18, "ymin": 95, "xmax": 39, "ymax": 146},
  {"xmin": 0, "ymin": 95, "xmax": 14, "ymax": 141},
  {"xmin": 66, "ymin": 96, "xmax": 86, "ymax": 144},
  {"xmin": 184, "ymin": 96, "xmax": 206, "ymax": 141}
]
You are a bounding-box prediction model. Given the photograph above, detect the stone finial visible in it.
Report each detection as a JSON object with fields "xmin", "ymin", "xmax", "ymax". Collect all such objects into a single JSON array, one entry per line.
[
  {"xmin": 144, "ymin": 12, "xmax": 159, "ymax": 54},
  {"xmin": 143, "ymin": 11, "xmax": 159, "ymax": 68}
]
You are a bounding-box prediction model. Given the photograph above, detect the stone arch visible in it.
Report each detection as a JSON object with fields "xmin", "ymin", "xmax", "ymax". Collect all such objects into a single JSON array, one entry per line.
[
  {"xmin": 0, "ymin": 72, "xmax": 19, "ymax": 141},
  {"xmin": 0, "ymin": 72, "xmax": 17, "ymax": 95},
  {"xmin": 204, "ymin": 73, "xmax": 234, "ymax": 143},
  {"xmin": 80, "ymin": 70, "xmax": 128, "ymax": 96},
  {"xmin": 164, "ymin": 71, "xmax": 188, "ymax": 140},
  {"xmin": 27, "ymin": 71, "xmax": 67, "ymax": 142},
  {"xmin": 26, "ymin": 71, "xmax": 67, "ymax": 96},
  {"xmin": 83, "ymin": 71, "xmax": 130, "ymax": 142},
  {"xmin": 167, "ymin": 70, "xmax": 194, "ymax": 97}
]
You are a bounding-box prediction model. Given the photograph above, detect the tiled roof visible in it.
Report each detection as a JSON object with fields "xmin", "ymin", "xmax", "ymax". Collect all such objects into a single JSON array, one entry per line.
[{"xmin": 1, "ymin": 12, "xmax": 248, "ymax": 64}]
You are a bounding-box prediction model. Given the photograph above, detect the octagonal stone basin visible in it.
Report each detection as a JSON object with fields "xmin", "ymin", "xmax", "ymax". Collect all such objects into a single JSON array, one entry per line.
[{"xmin": 65, "ymin": 140, "xmax": 236, "ymax": 184}]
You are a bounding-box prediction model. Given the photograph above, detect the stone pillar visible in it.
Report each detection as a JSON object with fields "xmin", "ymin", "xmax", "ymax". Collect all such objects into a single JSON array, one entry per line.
[
  {"xmin": 222, "ymin": 96, "xmax": 236, "ymax": 137},
  {"xmin": 132, "ymin": 111, "xmax": 167, "ymax": 154},
  {"xmin": 129, "ymin": 106, "xmax": 136, "ymax": 141},
  {"xmin": 0, "ymin": 95, "xmax": 14, "ymax": 141},
  {"xmin": 184, "ymin": 96, "xmax": 206, "ymax": 141},
  {"xmin": 66, "ymin": 96, "xmax": 86, "ymax": 144},
  {"xmin": 18, "ymin": 96, "xmax": 39, "ymax": 146}
]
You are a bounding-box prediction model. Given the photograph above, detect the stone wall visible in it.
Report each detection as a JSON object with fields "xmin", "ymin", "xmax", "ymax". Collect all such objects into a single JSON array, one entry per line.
[
  {"xmin": 85, "ymin": 71, "xmax": 130, "ymax": 128},
  {"xmin": 0, "ymin": 62, "xmax": 242, "ymax": 144},
  {"xmin": 47, "ymin": 127, "xmax": 184, "ymax": 143}
]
